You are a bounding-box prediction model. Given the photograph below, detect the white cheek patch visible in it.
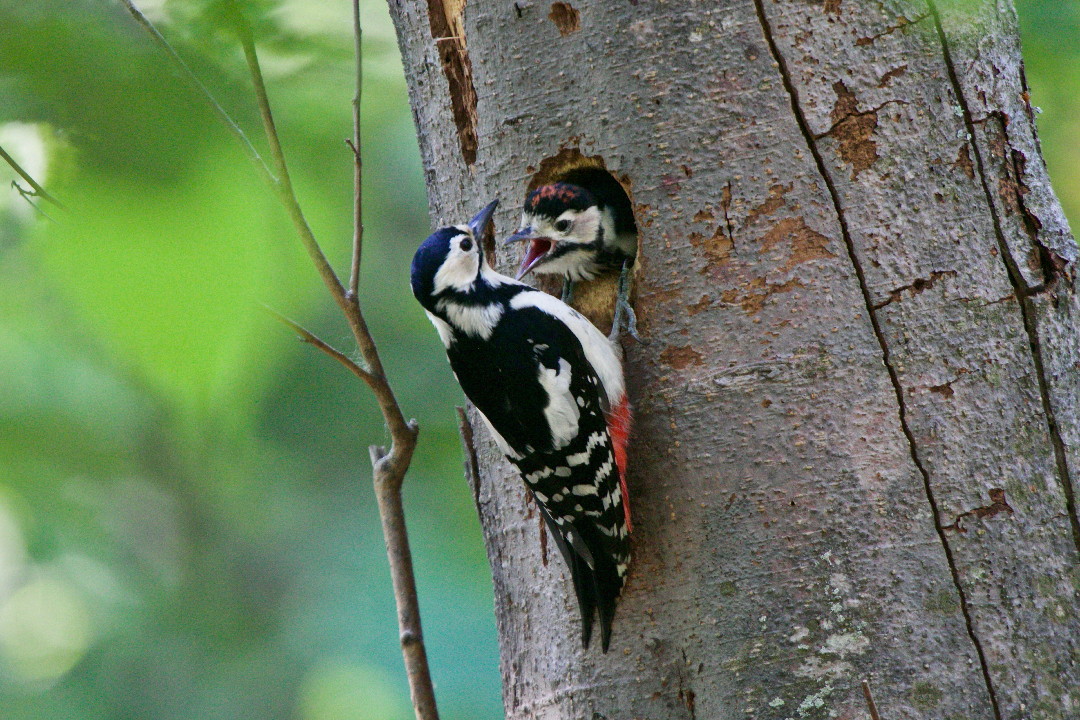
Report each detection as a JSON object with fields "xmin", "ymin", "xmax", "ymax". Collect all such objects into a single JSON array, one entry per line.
[
  {"xmin": 576, "ymin": 205, "xmax": 602, "ymax": 240},
  {"xmin": 538, "ymin": 357, "xmax": 580, "ymax": 450},
  {"xmin": 551, "ymin": 206, "xmax": 599, "ymax": 246},
  {"xmin": 433, "ymin": 232, "xmax": 480, "ymax": 293}
]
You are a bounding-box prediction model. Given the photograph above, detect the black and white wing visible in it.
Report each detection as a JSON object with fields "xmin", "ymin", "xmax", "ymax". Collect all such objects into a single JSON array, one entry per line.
[{"xmin": 448, "ymin": 306, "xmax": 629, "ymax": 651}]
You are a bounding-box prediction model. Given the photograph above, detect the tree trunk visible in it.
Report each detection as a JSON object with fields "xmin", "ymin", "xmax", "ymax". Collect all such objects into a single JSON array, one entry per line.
[{"xmin": 388, "ymin": 0, "xmax": 1080, "ymax": 717}]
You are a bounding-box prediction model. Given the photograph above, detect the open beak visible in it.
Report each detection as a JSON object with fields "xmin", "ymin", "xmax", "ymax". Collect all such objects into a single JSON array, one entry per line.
[
  {"xmin": 467, "ymin": 199, "xmax": 499, "ymax": 238},
  {"xmin": 503, "ymin": 227, "xmax": 535, "ymax": 246},
  {"xmin": 504, "ymin": 226, "xmax": 553, "ymax": 279}
]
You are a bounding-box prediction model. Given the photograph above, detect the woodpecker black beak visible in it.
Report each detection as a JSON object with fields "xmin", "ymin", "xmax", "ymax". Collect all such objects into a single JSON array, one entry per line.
[
  {"xmin": 467, "ymin": 199, "xmax": 499, "ymax": 238},
  {"xmin": 503, "ymin": 227, "xmax": 536, "ymax": 245}
]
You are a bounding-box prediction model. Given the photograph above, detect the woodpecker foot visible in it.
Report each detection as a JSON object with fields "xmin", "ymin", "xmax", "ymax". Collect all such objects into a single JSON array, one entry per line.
[
  {"xmin": 610, "ymin": 261, "xmax": 644, "ymax": 344},
  {"xmin": 561, "ymin": 281, "xmax": 575, "ymax": 304}
]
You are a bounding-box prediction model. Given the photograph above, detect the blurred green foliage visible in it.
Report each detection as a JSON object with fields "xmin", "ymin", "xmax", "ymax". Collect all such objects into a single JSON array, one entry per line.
[
  {"xmin": 0, "ymin": 1, "xmax": 1075, "ymax": 719},
  {"xmin": 1016, "ymin": 0, "xmax": 1080, "ymax": 224},
  {"xmin": 0, "ymin": 1, "xmax": 497, "ymax": 718}
]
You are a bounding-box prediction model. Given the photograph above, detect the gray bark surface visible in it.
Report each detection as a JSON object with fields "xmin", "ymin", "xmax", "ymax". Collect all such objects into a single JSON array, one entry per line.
[{"xmin": 388, "ymin": 1, "xmax": 1080, "ymax": 718}]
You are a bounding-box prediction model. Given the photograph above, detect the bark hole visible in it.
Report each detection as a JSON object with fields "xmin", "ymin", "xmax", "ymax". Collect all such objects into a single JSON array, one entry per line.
[
  {"xmin": 525, "ymin": 148, "xmax": 638, "ymax": 252},
  {"xmin": 548, "ymin": 2, "xmax": 581, "ymax": 36}
]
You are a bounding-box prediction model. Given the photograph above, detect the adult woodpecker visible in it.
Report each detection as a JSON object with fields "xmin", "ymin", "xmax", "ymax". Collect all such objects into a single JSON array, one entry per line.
[
  {"xmin": 503, "ymin": 171, "xmax": 639, "ymax": 337},
  {"xmin": 411, "ymin": 200, "xmax": 632, "ymax": 652}
]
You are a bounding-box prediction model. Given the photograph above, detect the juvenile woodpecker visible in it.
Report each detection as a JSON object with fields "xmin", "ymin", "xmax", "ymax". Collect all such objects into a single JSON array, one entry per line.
[
  {"xmin": 411, "ymin": 200, "xmax": 632, "ymax": 652},
  {"xmin": 503, "ymin": 172, "xmax": 639, "ymax": 337}
]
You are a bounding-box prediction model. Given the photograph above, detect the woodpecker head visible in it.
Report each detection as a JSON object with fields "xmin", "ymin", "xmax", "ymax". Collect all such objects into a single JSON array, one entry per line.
[
  {"xmin": 504, "ymin": 183, "xmax": 604, "ymax": 280},
  {"xmin": 411, "ymin": 199, "xmax": 499, "ymax": 312}
]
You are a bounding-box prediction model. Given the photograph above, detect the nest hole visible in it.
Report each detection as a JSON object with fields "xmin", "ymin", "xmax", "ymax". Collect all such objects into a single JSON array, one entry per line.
[{"xmin": 519, "ymin": 147, "xmax": 640, "ymax": 330}]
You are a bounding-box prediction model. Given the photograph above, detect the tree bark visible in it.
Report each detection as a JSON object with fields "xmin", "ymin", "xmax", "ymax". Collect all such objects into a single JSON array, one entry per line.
[{"xmin": 388, "ymin": 0, "xmax": 1080, "ymax": 717}]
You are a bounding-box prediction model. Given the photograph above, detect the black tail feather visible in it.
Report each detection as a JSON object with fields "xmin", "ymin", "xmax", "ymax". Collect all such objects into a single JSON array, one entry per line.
[
  {"xmin": 537, "ymin": 507, "xmax": 597, "ymax": 648},
  {"xmin": 579, "ymin": 521, "xmax": 623, "ymax": 653},
  {"xmin": 594, "ymin": 569, "xmax": 617, "ymax": 653},
  {"xmin": 569, "ymin": 549, "xmax": 597, "ymax": 649},
  {"xmin": 537, "ymin": 509, "xmax": 624, "ymax": 651}
]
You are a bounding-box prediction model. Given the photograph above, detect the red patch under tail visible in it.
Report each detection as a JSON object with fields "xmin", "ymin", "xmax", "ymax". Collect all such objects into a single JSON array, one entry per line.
[{"xmin": 606, "ymin": 394, "xmax": 633, "ymax": 533}]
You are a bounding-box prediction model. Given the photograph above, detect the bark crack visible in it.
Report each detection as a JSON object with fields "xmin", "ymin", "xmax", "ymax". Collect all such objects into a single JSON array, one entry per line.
[
  {"xmin": 854, "ymin": 13, "xmax": 927, "ymax": 46},
  {"xmin": 928, "ymin": 2, "xmax": 1080, "ymax": 559},
  {"xmin": 751, "ymin": 3, "xmax": 1003, "ymax": 717},
  {"xmin": 942, "ymin": 488, "xmax": 1015, "ymax": 534},
  {"xmin": 721, "ymin": 180, "xmax": 735, "ymax": 247},
  {"xmin": 677, "ymin": 648, "xmax": 697, "ymax": 720},
  {"xmin": 872, "ymin": 269, "xmax": 957, "ymax": 310}
]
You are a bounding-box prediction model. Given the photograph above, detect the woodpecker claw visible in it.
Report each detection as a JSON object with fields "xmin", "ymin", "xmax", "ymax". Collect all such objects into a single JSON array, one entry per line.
[
  {"xmin": 561, "ymin": 280, "xmax": 575, "ymax": 304},
  {"xmin": 609, "ymin": 261, "xmax": 645, "ymax": 344},
  {"xmin": 620, "ymin": 301, "xmax": 642, "ymax": 343}
]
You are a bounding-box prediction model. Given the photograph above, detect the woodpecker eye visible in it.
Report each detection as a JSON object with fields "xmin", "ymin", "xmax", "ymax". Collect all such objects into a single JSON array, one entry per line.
[
  {"xmin": 460, "ymin": 237, "xmax": 473, "ymax": 252},
  {"xmin": 554, "ymin": 219, "xmax": 572, "ymax": 233}
]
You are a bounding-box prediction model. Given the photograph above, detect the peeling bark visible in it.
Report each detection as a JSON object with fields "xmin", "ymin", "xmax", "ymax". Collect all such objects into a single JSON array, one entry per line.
[
  {"xmin": 389, "ymin": 0, "xmax": 1080, "ymax": 717},
  {"xmin": 422, "ymin": 0, "xmax": 478, "ymax": 165}
]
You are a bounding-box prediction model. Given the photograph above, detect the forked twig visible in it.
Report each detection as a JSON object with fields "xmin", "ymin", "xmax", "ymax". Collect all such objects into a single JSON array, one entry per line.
[
  {"xmin": 11, "ymin": 182, "xmax": 55, "ymax": 221},
  {"xmin": 121, "ymin": 3, "xmax": 436, "ymax": 719},
  {"xmin": 0, "ymin": 144, "xmax": 66, "ymax": 210},
  {"xmin": 234, "ymin": 23, "xmax": 351, "ymax": 309},
  {"xmin": 237, "ymin": 11, "xmax": 433, "ymax": 720},
  {"xmin": 232, "ymin": 19, "xmax": 413, "ymax": 442},
  {"xmin": 260, "ymin": 305, "xmax": 373, "ymax": 385}
]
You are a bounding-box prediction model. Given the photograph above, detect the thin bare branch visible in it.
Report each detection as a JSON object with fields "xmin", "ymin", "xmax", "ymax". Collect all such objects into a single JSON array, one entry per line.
[
  {"xmin": 862, "ymin": 680, "xmax": 882, "ymax": 720},
  {"xmin": 125, "ymin": 3, "xmax": 432, "ymax": 714},
  {"xmin": 117, "ymin": 0, "xmax": 275, "ymax": 184},
  {"xmin": 0, "ymin": 144, "xmax": 66, "ymax": 209},
  {"xmin": 234, "ymin": 22, "xmax": 349, "ymax": 308},
  {"xmin": 349, "ymin": 0, "xmax": 364, "ymax": 298},
  {"xmin": 261, "ymin": 305, "xmax": 374, "ymax": 385},
  {"xmin": 370, "ymin": 440, "xmax": 439, "ymax": 720},
  {"xmin": 11, "ymin": 182, "xmax": 57, "ymax": 222},
  {"xmin": 232, "ymin": 15, "xmax": 413, "ymax": 445},
  {"xmin": 235, "ymin": 8, "xmax": 433, "ymax": 719}
]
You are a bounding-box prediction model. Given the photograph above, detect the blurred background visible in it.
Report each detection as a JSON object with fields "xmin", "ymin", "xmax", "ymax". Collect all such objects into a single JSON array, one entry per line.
[{"xmin": 0, "ymin": 1, "xmax": 1075, "ymax": 718}]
